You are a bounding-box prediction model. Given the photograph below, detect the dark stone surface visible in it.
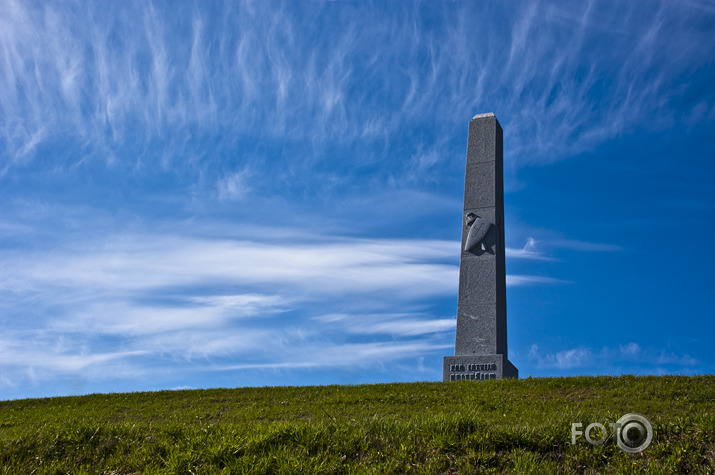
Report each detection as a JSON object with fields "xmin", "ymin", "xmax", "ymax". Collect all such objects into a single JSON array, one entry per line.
[
  {"xmin": 444, "ymin": 113, "xmax": 517, "ymax": 381},
  {"xmin": 454, "ymin": 305, "xmax": 498, "ymax": 355},
  {"xmin": 443, "ymin": 354, "xmax": 518, "ymax": 380},
  {"xmin": 464, "ymin": 160, "xmax": 496, "ymax": 209}
]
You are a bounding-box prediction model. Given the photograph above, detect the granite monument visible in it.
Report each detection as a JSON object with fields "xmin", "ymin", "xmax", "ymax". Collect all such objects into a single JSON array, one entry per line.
[{"xmin": 443, "ymin": 113, "xmax": 518, "ymax": 381}]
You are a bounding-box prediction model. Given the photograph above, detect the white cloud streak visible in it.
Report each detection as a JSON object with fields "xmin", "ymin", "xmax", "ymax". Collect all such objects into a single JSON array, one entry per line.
[
  {"xmin": 506, "ymin": 237, "xmax": 556, "ymax": 261},
  {"xmin": 315, "ymin": 313, "xmax": 455, "ymax": 337},
  {"xmin": 506, "ymin": 275, "xmax": 571, "ymax": 286},
  {"xmin": 214, "ymin": 340, "xmax": 453, "ymax": 372},
  {"xmin": 527, "ymin": 343, "xmax": 699, "ymax": 373},
  {"xmin": 0, "ymin": 220, "xmax": 575, "ymax": 392},
  {"xmin": 0, "ymin": 227, "xmax": 459, "ymax": 389},
  {"xmin": 505, "ymin": 236, "xmax": 620, "ymax": 261},
  {"xmin": 2, "ymin": 234, "xmax": 458, "ymax": 300},
  {"xmin": 216, "ymin": 168, "xmax": 251, "ymax": 200}
]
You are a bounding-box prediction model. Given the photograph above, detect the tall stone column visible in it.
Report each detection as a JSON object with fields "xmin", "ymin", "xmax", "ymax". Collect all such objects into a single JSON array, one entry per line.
[{"xmin": 443, "ymin": 113, "xmax": 518, "ymax": 381}]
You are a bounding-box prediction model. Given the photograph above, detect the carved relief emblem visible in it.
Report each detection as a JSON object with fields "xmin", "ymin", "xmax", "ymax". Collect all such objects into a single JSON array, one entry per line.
[{"xmin": 464, "ymin": 213, "xmax": 493, "ymax": 252}]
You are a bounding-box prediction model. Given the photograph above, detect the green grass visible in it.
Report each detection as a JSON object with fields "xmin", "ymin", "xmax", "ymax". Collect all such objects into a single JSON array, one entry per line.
[{"xmin": 1, "ymin": 375, "xmax": 713, "ymax": 473}]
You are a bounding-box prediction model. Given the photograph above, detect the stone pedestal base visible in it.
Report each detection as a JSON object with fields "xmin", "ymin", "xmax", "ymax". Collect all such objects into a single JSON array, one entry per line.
[{"xmin": 443, "ymin": 354, "xmax": 518, "ymax": 381}]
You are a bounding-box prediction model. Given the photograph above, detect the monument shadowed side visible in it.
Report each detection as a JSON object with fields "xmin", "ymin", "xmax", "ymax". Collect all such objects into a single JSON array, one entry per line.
[{"xmin": 443, "ymin": 113, "xmax": 518, "ymax": 381}]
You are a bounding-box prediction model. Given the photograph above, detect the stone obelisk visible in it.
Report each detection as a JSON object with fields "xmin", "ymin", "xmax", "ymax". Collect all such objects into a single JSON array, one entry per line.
[{"xmin": 443, "ymin": 113, "xmax": 518, "ymax": 381}]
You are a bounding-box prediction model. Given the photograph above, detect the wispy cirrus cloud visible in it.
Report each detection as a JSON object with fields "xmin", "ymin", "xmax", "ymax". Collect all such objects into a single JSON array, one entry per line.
[
  {"xmin": 0, "ymin": 222, "xmax": 458, "ymax": 389},
  {"xmin": 0, "ymin": 215, "xmax": 576, "ymax": 392},
  {"xmin": 216, "ymin": 168, "xmax": 252, "ymax": 200},
  {"xmin": 2, "ymin": 1, "xmax": 712, "ymax": 181},
  {"xmin": 526, "ymin": 343, "xmax": 700, "ymax": 374},
  {"xmin": 506, "ymin": 235, "xmax": 621, "ymax": 260},
  {"xmin": 214, "ymin": 339, "xmax": 452, "ymax": 372},
  {"xmin": 506, "ymin": 237, "xmax": 557, "ymax": 261},
  {"xmin": 2, "ymin": 235, "xmax": 458, "ymax": 300},
  {"xmin": 506, "ymin": 275, "xmax": 571, "ymax": 286},
  {"xmin": 314, "ymin": 313, "xmax": 455, "ymax": 337}
]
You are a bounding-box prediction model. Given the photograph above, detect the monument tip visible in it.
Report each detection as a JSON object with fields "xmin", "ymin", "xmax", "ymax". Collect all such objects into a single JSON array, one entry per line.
[{"xmin": 471, "ymin": 112, "xmax": 496, "ymax": 120}]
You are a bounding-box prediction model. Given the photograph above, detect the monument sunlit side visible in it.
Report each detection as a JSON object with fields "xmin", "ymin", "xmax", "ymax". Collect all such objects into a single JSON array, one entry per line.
[{"xmin": 443, "ymin": 113, "xmax": 518, "ymax": 381}]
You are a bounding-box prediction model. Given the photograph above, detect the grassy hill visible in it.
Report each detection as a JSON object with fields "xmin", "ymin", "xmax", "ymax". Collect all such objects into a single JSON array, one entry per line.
[{"xmin": 1, "ymin": 375, "xmax": 713, "ymax": 473}]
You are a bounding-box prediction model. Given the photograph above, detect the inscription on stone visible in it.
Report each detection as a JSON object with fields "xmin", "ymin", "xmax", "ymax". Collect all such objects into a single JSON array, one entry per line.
[
  {"xmin": 447, "ymin": 363, "xmax": 498, "ymax": 380},
  {"xmin": 449, "ymin": 363, "xmax": 496, "ymax": 372},
  {"xmin": 450, "ymin": 373, "xmax": 496, "ymax": 381}
]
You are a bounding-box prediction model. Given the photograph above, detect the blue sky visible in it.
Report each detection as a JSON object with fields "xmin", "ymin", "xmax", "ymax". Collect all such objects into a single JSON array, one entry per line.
[{"xmin": 1, "ymin": 0, "xmax": 714, "ymax": 400}]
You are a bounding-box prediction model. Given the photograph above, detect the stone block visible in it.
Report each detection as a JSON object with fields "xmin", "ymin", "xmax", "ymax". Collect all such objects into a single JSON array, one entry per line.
[{"xmin": 444, "ymin": 113, "xmax": 517, "ymax": 381}]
